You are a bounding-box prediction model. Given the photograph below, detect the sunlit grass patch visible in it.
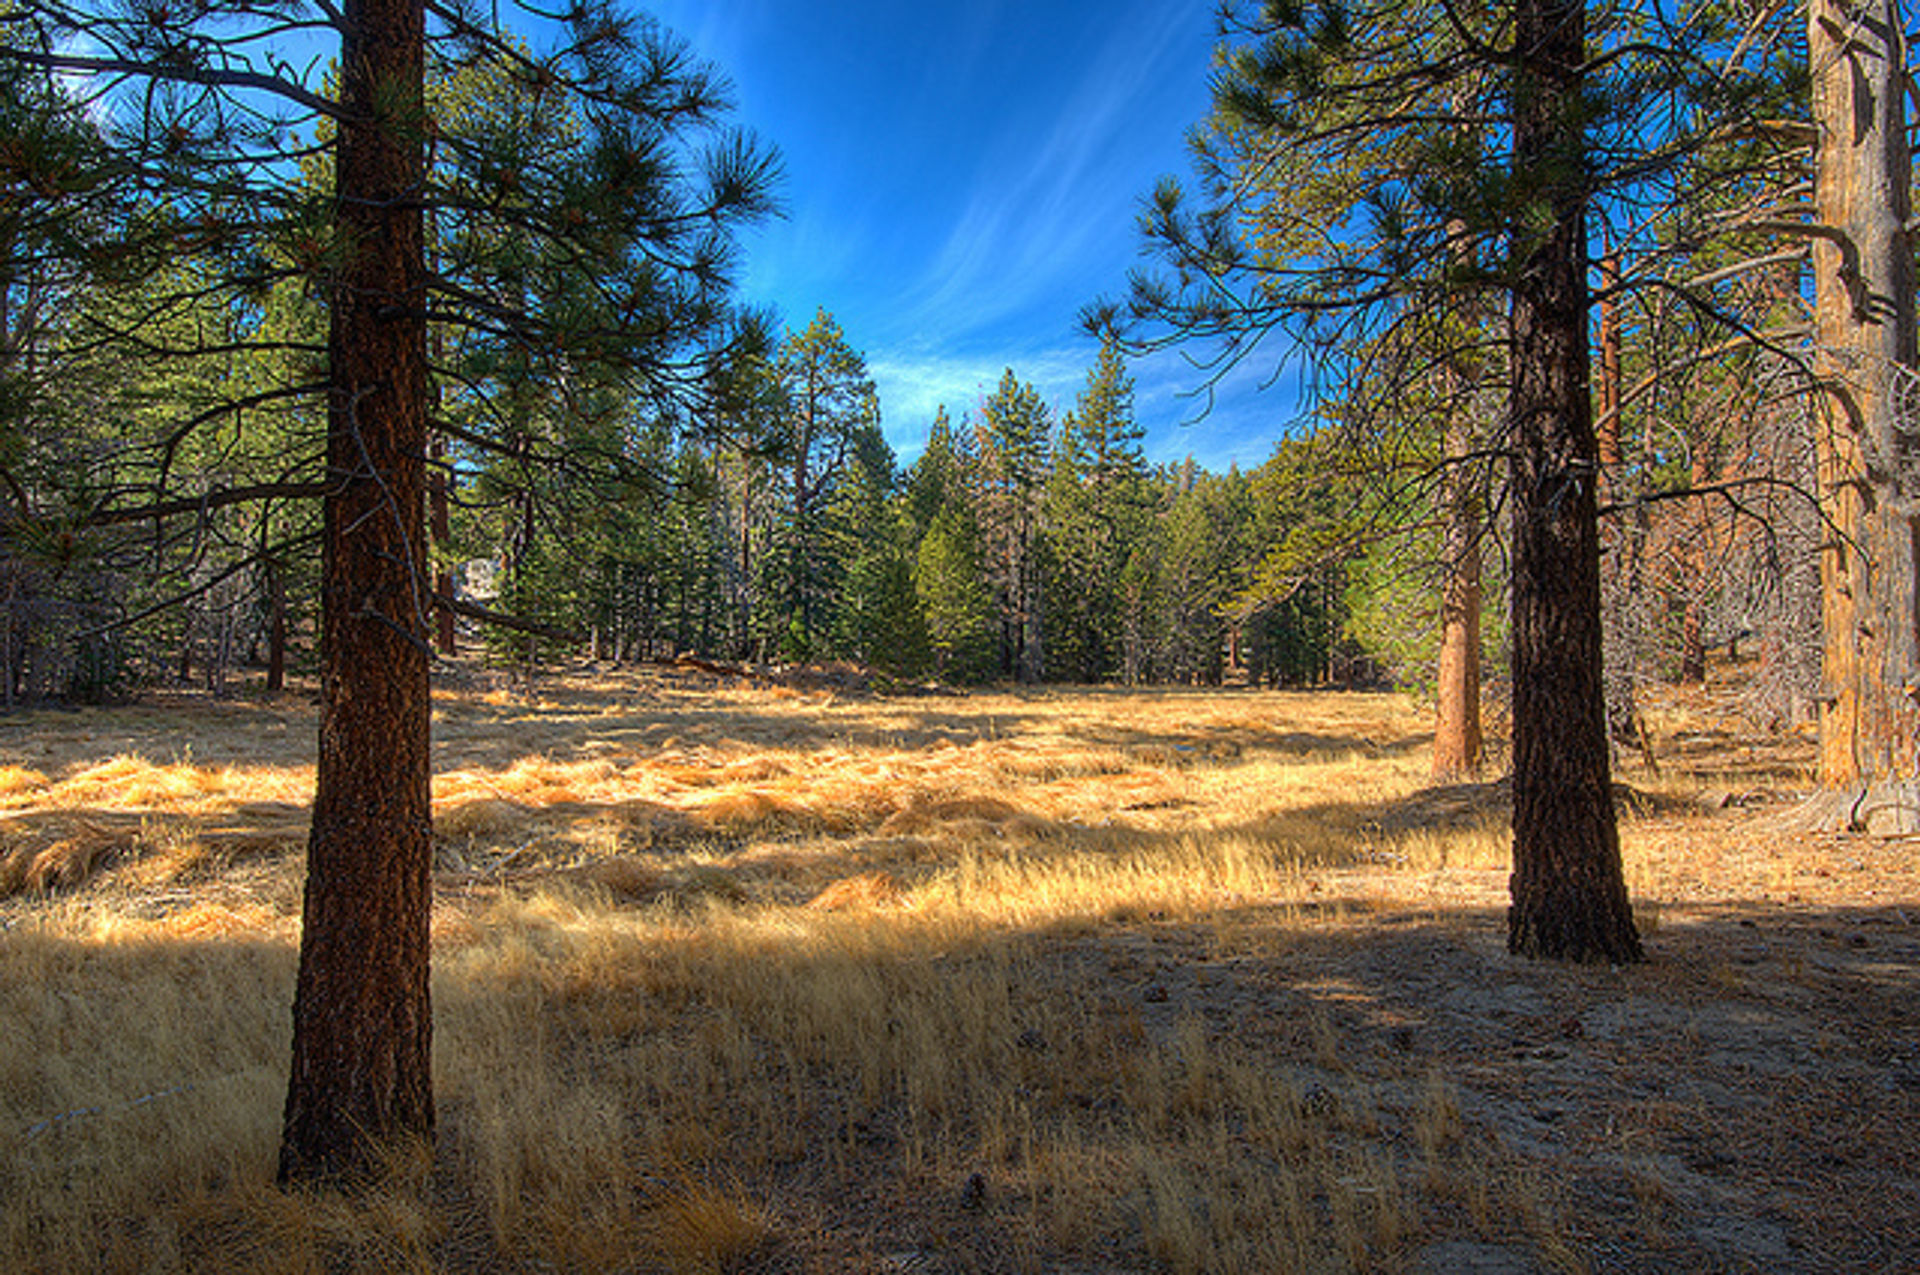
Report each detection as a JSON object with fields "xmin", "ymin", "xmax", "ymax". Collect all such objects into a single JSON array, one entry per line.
[
  {"xmin": 0, "ymin": 764, "xmax": 49, "ymax": 803},
  {"xmin": 433, "ymin": 796, "xmax": 533, "ymax": 842},
  {"xmin": 57, "ymin": 755, "xmax": 219, "ymax": 808}
]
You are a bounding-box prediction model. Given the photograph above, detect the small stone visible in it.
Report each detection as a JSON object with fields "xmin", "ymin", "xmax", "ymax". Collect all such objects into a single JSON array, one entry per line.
[{"xmin": 960, "ymin": 1171, "xmax": 987, "ymax": 1211}]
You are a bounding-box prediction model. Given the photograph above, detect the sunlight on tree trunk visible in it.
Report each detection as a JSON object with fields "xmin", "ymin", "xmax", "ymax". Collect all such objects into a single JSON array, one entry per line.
[
  {"xmin": 279, "ymin": 0, "xmax": 435, "ymax": 1184},
  {"xmin": 1808, "ymin": 0, "xmax": 1920, "ymax": 830},
  {"xmin": 1433, "ymin": 407, "xmax": 1483, "ymax": 781}
]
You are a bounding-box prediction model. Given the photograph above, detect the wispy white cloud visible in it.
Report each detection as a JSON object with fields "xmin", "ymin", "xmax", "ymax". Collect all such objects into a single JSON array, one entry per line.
[
  {"xmin": 870, "ymin": 342, "xmax": 1091, "ymax": 460},
  {"xmin": 643, "ymin": 0, "xmax": 771, "ymax": 78},
  {"xmin": 660, "ymin": 1, "xmax": 1302, "ymax": 474},
  {"xmin": 899, "ymin": 3, "xmax": 1201, "ymax": 345},
  {"xmin": 872, "ymin": 338, "xmax": 1298, "ymax": 476},
  {"xmin": 739, "ymin": 208, "xmax": 864, "ymax": 311},
  {"xmin": 1130, "ymin": 347, "xmax": 1302, "ymax": 473}
]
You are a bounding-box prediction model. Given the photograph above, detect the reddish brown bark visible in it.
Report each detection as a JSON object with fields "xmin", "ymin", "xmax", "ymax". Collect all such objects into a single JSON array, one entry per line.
[
  {"xmin": 1506, "ymin": 0, "xmax": 1642, "ymax": 964},
  {"xmin": 1432, "ymin": 406, "xmax": 1483, "ymax": 781},
  {"xmin": 278, "ymin": 0, "xmax": 434, "ymax": 1184},
  {"xmin": 1809, "ymin": 0, "xmax": 1920, "ymax": 824},
  {"xmin": 1433, "ymin": 216, "xmax": 1484, "ymax": 782}
]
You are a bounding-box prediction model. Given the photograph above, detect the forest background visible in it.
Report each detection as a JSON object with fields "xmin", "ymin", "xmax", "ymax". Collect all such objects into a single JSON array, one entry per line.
[
  {"xmin": 0, "ymin": 0, "xmax": 1837, "ymax": 728},
  {"xmin": 0, "ymin": 99, "xmax": 1814, "ymax": 723}
]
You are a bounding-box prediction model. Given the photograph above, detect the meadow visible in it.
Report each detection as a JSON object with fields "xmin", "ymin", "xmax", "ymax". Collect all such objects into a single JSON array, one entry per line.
[{"xmin": 0, "ymin": 662, "xmax": 1914, "ymax": 1273}]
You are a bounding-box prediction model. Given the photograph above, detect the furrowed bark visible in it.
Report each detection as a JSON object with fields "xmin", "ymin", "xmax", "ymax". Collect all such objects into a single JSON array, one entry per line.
[
  {"xmin": 1506, "ymin": 0, "xmax": 1643, "ymax": 964},
  {"xmin": 278, "ymin": 0, "xmax": 434, "ymax": 1185}
]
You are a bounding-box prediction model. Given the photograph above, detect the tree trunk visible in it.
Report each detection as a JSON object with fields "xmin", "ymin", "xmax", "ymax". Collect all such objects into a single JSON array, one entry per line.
[
  {"xmin": 1020, "ymin": 519, "xmax": 1045, "ymax": 684},
  {"xmin": 265, "ymin": 556, "xmax": 287, "ymax": 694},
  {"xmin": 210, "ymin": 583, "xmax": 233, "ymax": 698},
  {"xmin": 1808, "ymin": 0, "xmax": 1920, "ymax": 830},
  {"xmin": 1595, "ymin": 249, "xmax": 1645, "ymax": 746},
  {"xmin": 1505, "ymin": 0, "xmax": 1642, "ymax": 964},
  {"xmin": 1678, "ymin": 445, "xmax": 1713, "ymax": 684},
  {"xmin": 177, "ymin": 600, "xmax": 196, "ymax": 683},
  {"xmin": 1434, "ymin": 215, "xmax": 1486, "ymax": 780},
  {"xmin": 1433, "ymin": 398, "xmax": 1483, "ymax": 781},
  {"xmin": 737, "ymin": 462, "xmax": 754, "ymax": 659},
  {"xmin": 2, "ymin": 571, "xmax": 16, "ymax": 711},
  {"xmin": 279, "ymin": 0, "xmax": 434, "ymax": 1184},
  {"xmin": 430, "ymin": 432, "xmax": 457, "ymax": 656}
]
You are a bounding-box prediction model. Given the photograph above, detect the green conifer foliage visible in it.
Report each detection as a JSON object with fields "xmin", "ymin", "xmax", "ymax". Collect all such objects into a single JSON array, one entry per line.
[
  {"xmin": 977, "ymin": 369, "xmax": 1050, "ymax": 681},
  {"xmin": 4, "ymin": 0, "xmax": 779, "ymax": 1179},
  {"xmin": 915, "ymin": 503, "xmax": 995, "ymax": 683},
  {"xmin": 759, "ymin": 309, "xmax": 878, "ymax": 660},
  {"xmin": 1044, "ymin": 339, "xmax": 1150, "ymax": 681}
]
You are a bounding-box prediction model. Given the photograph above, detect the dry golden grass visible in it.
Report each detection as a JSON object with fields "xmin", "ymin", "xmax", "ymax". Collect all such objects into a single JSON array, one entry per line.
[{"xmin": 0, "ymin": 661, "xmax": 1914, "ymax": 1273}]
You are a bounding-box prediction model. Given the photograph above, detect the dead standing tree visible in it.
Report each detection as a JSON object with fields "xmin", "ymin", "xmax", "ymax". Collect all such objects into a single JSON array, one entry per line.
[{"xmin": 1803, "ymin": 0, "xmax": 1920, "ymax": 829}]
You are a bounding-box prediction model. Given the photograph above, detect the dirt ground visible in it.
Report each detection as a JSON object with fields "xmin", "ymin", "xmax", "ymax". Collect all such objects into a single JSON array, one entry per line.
[{"xmin": 1032, "ymin": 867, "xmax": 1920, "ymax": 1273}]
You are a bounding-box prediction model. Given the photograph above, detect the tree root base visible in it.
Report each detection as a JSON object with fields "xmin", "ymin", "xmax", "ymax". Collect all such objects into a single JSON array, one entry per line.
[{"xmin": 1780, "ymin": 784, "xmax": 1920, "ymax": 835}]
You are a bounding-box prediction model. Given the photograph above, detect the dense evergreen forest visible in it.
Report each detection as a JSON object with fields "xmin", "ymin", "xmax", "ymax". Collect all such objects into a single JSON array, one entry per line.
[
  {"xmin": 0, "ymin": 4, "xmax": 1833, "ymax": 710},
  {"xmin": 1, "ymin": 7, "xmax": 1903, "ymax": 714},
  {"xmin": 0, "ymin": 145, "xmax": 1818, "ymax": 712}
]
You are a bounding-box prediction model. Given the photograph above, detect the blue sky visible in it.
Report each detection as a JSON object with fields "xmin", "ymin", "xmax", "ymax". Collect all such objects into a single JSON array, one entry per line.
[{"xmin": 639, "ymin": 0, "xmax": 1300, "ymax": 472}]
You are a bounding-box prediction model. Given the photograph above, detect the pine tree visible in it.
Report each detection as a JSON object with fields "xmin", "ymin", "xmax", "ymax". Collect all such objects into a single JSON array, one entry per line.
[
  {"xmin": 829, "ymin": 418, "xmax": 929, "ymax": 674},
  {"xmin": 906, "ymin": 405, "xmax": 969, "ymax": 542},
  {"xmin": 1044, "ymin": 339, "xmax": 1150, "ymax": 682},
  {"xmin": 765, "ymin": 310, "xmax": 878, "ymax": 660},
  {"xmin": 1501, "ymin": 0, "xmax": 1638, "ymax": 962},
  {"xmin": 977, "ymin": 369, "xmax": 1050, "ymax": 681},
  {"xmin": 1086, "ymin": 0, "xmax": 1796, "ymax": 959},
  {"xmin": 5, "ymin": 0, "xmax": 777, "ymax": 1179},
  {"xmin": 915, "ymin": 503, "xmax": 995, "ymax": 683}
]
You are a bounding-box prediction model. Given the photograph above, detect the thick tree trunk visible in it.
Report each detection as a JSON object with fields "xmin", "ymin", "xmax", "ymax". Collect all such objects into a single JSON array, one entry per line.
[
  {"xmin": 1808, "ymin": 0, "xmax": 1920, "ymax": 830},
  {"xmin": 1505, "ymin": 0, "xmax": 1642, "ymax": 964},
  {"xmin": 279, "ymin": 0, "xmax": 434, "ymax": 1185}
]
